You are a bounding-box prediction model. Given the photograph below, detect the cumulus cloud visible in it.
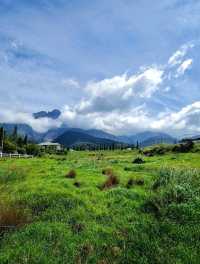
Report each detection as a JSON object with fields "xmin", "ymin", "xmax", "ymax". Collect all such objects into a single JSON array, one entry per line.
[
  {"xmin": 78, "ymin": 67, "xmax": 164, "ymax": 113},
  {"xmin": 152, "ymin": 102, "xmax": 200, "ymax": 133},
  {"xmin": 0, "ymin": 42, "xmax": 198, "ymax": 136}
]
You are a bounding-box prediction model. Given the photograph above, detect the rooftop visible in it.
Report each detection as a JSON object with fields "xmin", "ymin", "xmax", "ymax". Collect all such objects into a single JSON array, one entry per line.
[{"xmin": 38, "ymin": 142, "xmax": 61, "ymax": 146}]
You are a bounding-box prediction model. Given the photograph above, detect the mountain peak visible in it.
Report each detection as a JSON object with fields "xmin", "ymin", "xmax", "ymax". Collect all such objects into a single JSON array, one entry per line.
[{"xmin": 33, "ymin": 109, "xmax": 61, "ymax": 120}]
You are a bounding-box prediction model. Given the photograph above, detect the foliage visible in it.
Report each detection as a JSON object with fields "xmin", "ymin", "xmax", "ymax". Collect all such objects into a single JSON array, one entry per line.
[
  {"xmin": 132, "ymin": 156, "xmax": 145, "ymax": 164},
  {"xmin": 0, "ymin": 126, "xmax": 40, "ymax": 156}
]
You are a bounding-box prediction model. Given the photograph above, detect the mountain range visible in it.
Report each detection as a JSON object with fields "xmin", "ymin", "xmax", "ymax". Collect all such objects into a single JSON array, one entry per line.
[{"xmin": 0, "ymin": 109, "xmax": 178, "ymax": 147}]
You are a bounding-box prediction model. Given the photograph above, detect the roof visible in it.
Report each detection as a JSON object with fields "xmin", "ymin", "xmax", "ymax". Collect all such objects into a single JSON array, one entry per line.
[{"xmin": 38, "ymin": 142, "xmax": 61, "ymax": 146}]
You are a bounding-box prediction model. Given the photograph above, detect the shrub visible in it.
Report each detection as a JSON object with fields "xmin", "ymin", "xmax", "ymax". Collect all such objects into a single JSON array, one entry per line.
[
  {"xmin": 101, "ymin": 174, "xmax": 119, "ymax": 190},
  {"xmin": 126, "ymin": 178, "xmax": 145, "ymax": 189},
  {"xmin": 74, "ymin": 181, "xmax": 81, "ymax": 188},
  {"xmin": 66, "ymin": 169, "xmax": 76, "ymax": 178},
  {"xmin": 126, "ymin": 179, "xmax": 134, "ymax": 189},
  {"xmin": 26, "ymin": 144, "xmax": 40, "ymax": 156},
  {"xmin": 142, "ymin": 144, "xmax": 172, "ymax": 156},
  {"xmin": 172, "ymin": 140, "xmax": 194, "ymax": 153},
  {"xmin": 132, "ymin": 157, "xmax": 145, "ymax": 164},
  {"xmin": 135, "ymin": 179, "xmax": 145, "ymax": 185}
]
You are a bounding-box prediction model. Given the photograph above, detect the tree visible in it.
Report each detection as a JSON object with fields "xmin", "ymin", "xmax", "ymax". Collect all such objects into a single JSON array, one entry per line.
[
  {"xmin": 3, "ymin": 140, "xmax": 16, "ymax": 153},
  {"xmin": 26, "ymin": 144, "xmax": 40, "ymax": 156},
  {"xmin": 12, "ymin": 125, "xmax": 18, "ymax": 141},
  {"xmin": 23, "ymin": 135, "xmax": 28, "ymax": 145},
  {"xmin": 17, "ymin": 136, "xmax": 23, "ymax": 148},
  {"xmin": 136, "ymin": 141, "xmax": 139, "ymax": 149},
  {"xmin": 0, "ymin": 127, "xmax": 4, "ymax": 152}
]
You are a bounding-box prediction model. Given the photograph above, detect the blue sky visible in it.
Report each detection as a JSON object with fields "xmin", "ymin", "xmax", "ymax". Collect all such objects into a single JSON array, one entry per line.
[{"xmin": 0, "ymin": 0, "xmax": 200, "ymax": 136}]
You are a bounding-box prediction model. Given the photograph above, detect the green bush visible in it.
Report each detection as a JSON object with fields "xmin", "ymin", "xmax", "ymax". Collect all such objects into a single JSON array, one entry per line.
[{"xmin": 26, "ymin": 144, "xmax": 40, "ymax": 156}]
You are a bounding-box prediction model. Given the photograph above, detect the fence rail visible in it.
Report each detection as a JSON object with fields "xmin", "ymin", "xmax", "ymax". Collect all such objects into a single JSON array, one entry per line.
[{"xmin": 0, "ymin": 153, "xmax": 34, "ymax": 159}]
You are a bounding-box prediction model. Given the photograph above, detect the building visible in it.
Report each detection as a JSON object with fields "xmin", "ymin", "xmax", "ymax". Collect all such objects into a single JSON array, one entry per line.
[{"xmin": 38, "ymin": 142, "xmax": 62, "ymax": 151}]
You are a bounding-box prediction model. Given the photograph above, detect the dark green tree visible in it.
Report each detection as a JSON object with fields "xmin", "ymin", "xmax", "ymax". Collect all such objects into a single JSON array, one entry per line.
[
  {"xmin": 0, "ymin": 127, "xmax": 4, "ymax": 152},
  {"xmin": 23, "ymin": 135, "xmax": 28, "ymax": 145},
  {"xmin": 12, "ymin": 125, "xmax": 18, "ymax": 141}
]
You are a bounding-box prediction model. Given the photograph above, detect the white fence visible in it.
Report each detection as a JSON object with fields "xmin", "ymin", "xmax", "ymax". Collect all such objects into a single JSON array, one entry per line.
[{"xmin": 0, "ymin": 153, "xmax": 34, "ymax": 159}]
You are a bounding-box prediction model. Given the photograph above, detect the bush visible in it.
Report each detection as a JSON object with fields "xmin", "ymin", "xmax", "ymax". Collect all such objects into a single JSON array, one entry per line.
[
  {"xmin": 143, "ymin": 144, "xmax": 171, "ymax": 156},
  {"xmin": 101, "ymin": 174, "xmax": 119, "ymax": 190},
  {"xmin": 126, "ymin": 178, "xmax": 145, "ymax": 188},
  {"xmin": 66, "ymin": 169, "xmax": 76, "ymax": 178},
  {"xmin": 3, "ymin": 140, "xmax": 16, "ymax": 153},
  {"xmin": 126, "ymin": 179, "xmax": 134, "ymax": 189},
  {"xmin": 132, "ymin": 157, "xmax": 145, "ymax": 164},
  {"xmin": 172, "ymin": 140, "xmax": 194, "ymax": 153},
  {"xmin": 26, "ymin": 144, "xmax": 40, "ymax": 156},
  {"xmin": 74, "ymin": 181, "xmax": 81, "ymax": 188}
]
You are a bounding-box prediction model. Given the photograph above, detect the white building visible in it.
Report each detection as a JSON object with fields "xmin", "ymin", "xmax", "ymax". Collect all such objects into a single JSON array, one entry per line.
[{"xmin": 38, "ymin": 142, "xmax": 62, "ymax": 151}]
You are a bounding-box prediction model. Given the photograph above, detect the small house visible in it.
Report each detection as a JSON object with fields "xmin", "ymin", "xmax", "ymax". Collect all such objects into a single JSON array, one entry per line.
[{"xmin": 38, "ymin": 142, "xmax": 62, "ymax": 151}]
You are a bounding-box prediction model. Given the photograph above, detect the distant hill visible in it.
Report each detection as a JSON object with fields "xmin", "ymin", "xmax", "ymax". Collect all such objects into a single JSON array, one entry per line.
[
  {"xmin": 86, "ymin": 129, "xmax": 118, "ymax": 141},
  {"xmin": 140, "ymin": 135, "xmax": 177, "ymax": 147},
  {"xmin": 33, "ymin": 109, "xmax": 61, "ymax": 119},
  {"xmin": 132, "ymin": 131, "xmax": 177, "ymax": 146},
  {"xmin": 54, "ymin": 130, "xmax": 119, "ymax": 148}
]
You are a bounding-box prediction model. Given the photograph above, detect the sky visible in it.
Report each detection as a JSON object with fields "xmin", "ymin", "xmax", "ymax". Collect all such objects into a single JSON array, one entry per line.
[{"xmin": 0, "ymin": 0, "xmax": 200, "ymax": 136}]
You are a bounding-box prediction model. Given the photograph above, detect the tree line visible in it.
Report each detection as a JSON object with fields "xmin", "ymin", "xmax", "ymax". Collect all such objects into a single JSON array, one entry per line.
[{"xmin": 0, "ymin": 126, "xmax": 40, "ymax": 155}]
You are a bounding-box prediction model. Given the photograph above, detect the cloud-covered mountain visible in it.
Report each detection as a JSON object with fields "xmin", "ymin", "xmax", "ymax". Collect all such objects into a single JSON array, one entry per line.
[{"xmin": 54, "ymin": 130, "xmax": 119, "ymax": 148}]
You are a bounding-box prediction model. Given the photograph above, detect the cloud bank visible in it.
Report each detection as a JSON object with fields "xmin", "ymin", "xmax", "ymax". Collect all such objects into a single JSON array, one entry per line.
[{"xmin": 0, "ymin": 42, "xmax": 199, "ymax": 137}]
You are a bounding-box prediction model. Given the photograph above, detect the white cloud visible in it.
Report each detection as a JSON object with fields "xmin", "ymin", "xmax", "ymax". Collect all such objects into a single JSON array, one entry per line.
[
  {"xmin": 152, "ymin": 101, "xmax": 200, "ymax": 133},
  {"xmin": 61, "ymin": 78, "xmax": 80, "ymax": 88},
  {"xmin": 168, "ymin": 42, "xmax": 194, "ymax": 66},
  {"xmin": 79, "ymin": 66, "xmax": 164, "ymax": 113},
  {"xmin": 0, "ymin": 42, "xmax": 199, "ymax": 136},
  {"xmin": 0, "ymin": 110, "xmax": 62, "ymax": 133},
  {"xmin": 176, "ymin": 59, "xmax": 193, "ymax": 77},
  {"xmin": 58, "ymin": 101, "xmax": 200, "ymax": 136}
]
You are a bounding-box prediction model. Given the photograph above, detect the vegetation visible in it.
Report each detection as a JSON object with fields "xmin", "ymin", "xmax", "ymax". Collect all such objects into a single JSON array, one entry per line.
[
  {"xmin": 0, "ymin": 126, "xmax": 40, "ymax": 155},
  {"xmin": 0, "ymin": 143, "xmax": 200, "ymax": 263}
]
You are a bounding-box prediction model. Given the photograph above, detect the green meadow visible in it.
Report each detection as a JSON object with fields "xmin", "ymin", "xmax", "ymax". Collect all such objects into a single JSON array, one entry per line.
[{"xmin": 0, "ymin": 147, "xmax": 200, "ymax": 263}]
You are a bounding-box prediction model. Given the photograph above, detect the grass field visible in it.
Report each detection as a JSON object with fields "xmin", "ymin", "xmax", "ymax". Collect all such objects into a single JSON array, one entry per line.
[{"xmin": 0, "ymin": 148, "xmax": 200, "ymax": 263}]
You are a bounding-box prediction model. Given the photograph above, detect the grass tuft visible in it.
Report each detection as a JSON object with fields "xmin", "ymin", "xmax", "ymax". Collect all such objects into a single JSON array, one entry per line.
[
  {"xmin": 66, "ymin": 169, "xmax": 76, "ymax": 178},
  {"xmin": 101, "ymin": 173, "xmax": 119, "ymax": 190}
]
